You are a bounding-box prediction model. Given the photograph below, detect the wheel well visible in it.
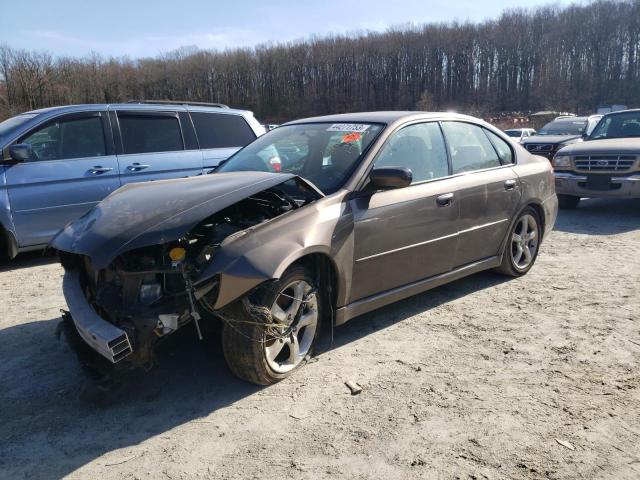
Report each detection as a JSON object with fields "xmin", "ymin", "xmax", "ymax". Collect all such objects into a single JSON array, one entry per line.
[
  {"xmin": 290, "ymin": 253, "xmax": 338, "ymax": 317},
  {"xmin": 527, "ymin": 202, "xmax": 546, "ymax": 240},
  {"xmin": 0, "ymin": 225, "xmax": 13, "ymax": 262}
]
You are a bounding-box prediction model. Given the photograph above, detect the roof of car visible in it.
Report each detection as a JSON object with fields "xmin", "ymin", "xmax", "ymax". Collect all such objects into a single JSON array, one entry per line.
[
  {"xmin": 553, "ymin": 116, "xmax": 589, "ymax": 122},
  {"xmin": 25, "ymin": 103, "xmax": 252, "ymax": 116},
  {"xmin": 602, "ymin": 108, "xmax": 640, "ymax": 117},
  {"xmin": 284, "ymin": 111, "xmax": 481, "ymax": 126}
]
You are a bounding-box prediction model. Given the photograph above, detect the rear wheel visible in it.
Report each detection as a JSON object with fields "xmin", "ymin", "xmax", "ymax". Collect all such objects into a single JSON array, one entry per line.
[
  {"xmin": 222, "ymin": 265, "xmax": 322, "ymax": 385},
  {"xmin": 496, "ymin": 207, "xmax": 541, "ymax": 277},
  {"xmin": 558, "ymin": 194, "xmax": 580, "ymax": 209}
]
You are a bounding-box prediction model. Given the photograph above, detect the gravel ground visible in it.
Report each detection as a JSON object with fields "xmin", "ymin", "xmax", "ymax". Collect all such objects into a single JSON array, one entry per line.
[{"xmin": 0, "ymin": 197, "xmax": 638, "ymax": 480}]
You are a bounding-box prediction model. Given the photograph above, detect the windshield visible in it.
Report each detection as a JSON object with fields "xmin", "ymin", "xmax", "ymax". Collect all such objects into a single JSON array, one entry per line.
[
  {"xmin": 537, "ymin": 119, "xmax": 586, "ymax": 136},
  {"xmin": 217, "ymin": 122, "xmax": 384, "ymax": 194},
  {"xmin": 589, "ymin": 111, "xmax": 640, "ymax": 139},
  {"xmin": 505, "ymin": 130, "xmax": 522, "ymax": 138},
  {"xmin": 0, "ymin": 113, "xmax": 38, "ymax": 139}
]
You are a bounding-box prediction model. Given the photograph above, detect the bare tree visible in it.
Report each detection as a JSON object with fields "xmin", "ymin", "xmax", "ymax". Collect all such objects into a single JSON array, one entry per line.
[{"xmin": 0, "ymin": 0, "xmax": 639, "ymax": 123}]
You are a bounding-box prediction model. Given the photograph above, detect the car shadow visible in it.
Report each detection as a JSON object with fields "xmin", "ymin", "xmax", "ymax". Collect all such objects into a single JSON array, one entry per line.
[
  {"xmin": 553, "ymin": 197, "xmax": 640, "ymax": 235},
  {"xmin": 0, "ymin": 249, "xmax": 57, "ymax": 273},
  {"xmin": 0, "ymin": 270, "xmax": 508, "ymax": 479}
]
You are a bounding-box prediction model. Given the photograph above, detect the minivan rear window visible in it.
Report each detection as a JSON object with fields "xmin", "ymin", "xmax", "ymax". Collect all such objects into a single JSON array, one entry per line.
[
  {"xmin": 118, "ymin": 114, "xmax": 184, "ymax": 154},
  {"xmin": 191, "ymin": 112, "xmax": 256, "ymax": 149}
]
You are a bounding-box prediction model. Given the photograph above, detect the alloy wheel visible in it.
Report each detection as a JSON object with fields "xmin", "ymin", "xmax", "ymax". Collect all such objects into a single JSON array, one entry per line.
[
  {"xmin": 264, "ymin": 279, "xmax": 318, "ymax": 374},
  {"xmin": 511, "ymin": 214, "xmax": 539, "ymax": 270}
]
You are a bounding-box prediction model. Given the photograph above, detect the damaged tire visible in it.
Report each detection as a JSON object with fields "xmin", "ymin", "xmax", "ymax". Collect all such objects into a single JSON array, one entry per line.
[{"xmin": 222, "ymin": 265, "xmax": 322, "ymax": 385}]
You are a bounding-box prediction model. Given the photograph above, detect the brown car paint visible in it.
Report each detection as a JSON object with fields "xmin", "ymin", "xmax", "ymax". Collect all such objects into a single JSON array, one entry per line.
[
  {"xmin": 56, "ymin": 112, "xmax": 558, "ymax": 331},
  {"xmin": 191, "ymin": 113, "xmax": 557, "ymax": 323}
]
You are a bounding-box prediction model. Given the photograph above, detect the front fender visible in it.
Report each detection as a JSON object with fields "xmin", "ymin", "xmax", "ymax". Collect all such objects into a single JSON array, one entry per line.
[{"xmin": 194, "ymin": 193, "xmax": 354, "ymax": 309}]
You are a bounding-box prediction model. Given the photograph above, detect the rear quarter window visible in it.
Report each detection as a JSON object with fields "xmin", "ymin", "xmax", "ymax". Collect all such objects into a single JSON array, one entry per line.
[
  {"xmin": 191, "ymin": 112, "xmax": 256, "ymax": 149},
  {"xmin": 484, "ymin": 129, "xmax": 514, "ymax": 164}
]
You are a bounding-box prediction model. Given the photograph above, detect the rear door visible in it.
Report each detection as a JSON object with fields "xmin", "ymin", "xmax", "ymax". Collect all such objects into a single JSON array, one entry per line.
[
  {"xmin": 350, "ymin": 121, "xmax": 459, "ymax": 302},
  {"xmin": 440, "ymin": 121, "xmax": 521, "ymax": 268},
  {"xmin": 189, "ymin": 111, "xmax": 257, "ymax": 170},
  {"xmin": 113, "ymin": 110, "xmax": 203, "ymax": 184},
  {"xmin": 5, "ymin": 111, "xmax": 120, "ymax": 247}
]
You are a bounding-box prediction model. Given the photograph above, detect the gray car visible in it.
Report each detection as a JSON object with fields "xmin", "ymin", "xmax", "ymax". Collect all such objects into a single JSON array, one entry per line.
[
  {"xmin": 0, "ymin": 101, "xmax": 264, "ymax": 260},
  {"xmin": 52, "ymin": 111, "xmax": 558, "ymax": 389}
]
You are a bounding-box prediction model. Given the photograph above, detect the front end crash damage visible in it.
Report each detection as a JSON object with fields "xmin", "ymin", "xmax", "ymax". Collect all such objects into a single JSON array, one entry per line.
[{"xmin": 53, "ymin": 173, "xmax": 324, "ymax": 377}]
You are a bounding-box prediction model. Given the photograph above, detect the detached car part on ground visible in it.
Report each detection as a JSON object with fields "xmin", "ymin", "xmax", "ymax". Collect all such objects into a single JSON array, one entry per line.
[{"xmin": 52, "ymin": 112, "xmax": 557, "ymax": 389}]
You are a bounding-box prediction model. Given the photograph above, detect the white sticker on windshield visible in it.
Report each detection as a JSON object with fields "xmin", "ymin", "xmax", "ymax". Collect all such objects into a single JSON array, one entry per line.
[{"xmin": 326, "ymin": 123, "xmax": 371, "ymax": 133}]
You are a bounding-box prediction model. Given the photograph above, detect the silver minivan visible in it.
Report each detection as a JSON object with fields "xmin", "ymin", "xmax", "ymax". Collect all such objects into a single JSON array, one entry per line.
[{"xmin": 0, "ymin": 101, "xmax": 265, "ymax": 260}]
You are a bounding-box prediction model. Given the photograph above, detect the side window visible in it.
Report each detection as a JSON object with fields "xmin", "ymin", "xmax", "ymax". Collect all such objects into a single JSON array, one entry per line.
[
  {"xmin": 441, "ymin": 122, "xmax": 501, "ymax": 174},
  {"xmin": 374, "ymin": 122, "xmax": 449, "ymax": 184},
  {"xmin": 484, "ymin": 129, "xmax": 514, "ymax": 164},
  {"xmin": 191, "ymin": 112, "xmax": 256, "ymax": 149},
  {"xmin": 20, "ymin": 115, "xmax": 106, "ymax": 161},
  {"xmin": 118, "ymin": 113, "xmax": 183, "ymax": 154}
]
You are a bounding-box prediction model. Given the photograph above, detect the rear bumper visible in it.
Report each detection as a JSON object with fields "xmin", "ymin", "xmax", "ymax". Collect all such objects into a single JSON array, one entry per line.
[
  {"xmin": 62, "ymin": 270, "xmax": 133, "ymax": 363},
  {"xmin": 554, "ymin": 172, "xmax": 640, "ymax": 198}
]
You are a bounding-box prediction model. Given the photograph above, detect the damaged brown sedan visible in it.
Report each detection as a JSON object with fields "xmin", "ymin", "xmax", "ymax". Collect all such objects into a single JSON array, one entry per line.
[{"xmin": 52, "ymin": 112, "xmax": 558, "ymax": 388}]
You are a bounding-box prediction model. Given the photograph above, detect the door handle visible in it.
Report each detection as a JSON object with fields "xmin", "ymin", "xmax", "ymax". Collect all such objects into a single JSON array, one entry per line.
[
  {"xmin": 436, "ymin": 193, "xmax": 454, "ymax": 207},
  {"xmin": 88, "ymin": 166, "xmax": 113, "ymax": 174},
  {"xmin": 504, "ymin": 179, "xmax": 517, "ymax": 191},
  {"xmin": 127, "ymin": 163, "xmax": 151, "ymax": 171}
]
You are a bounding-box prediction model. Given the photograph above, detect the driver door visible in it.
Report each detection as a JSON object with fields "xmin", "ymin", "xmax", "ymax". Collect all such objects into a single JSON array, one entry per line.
[
  {"xmin": 349, "ymin": 122, "xmax": 460, "ymax": 302},
  {"xmin": 5, "ymin": 111, "xmax": 120, "ymax": 247}
]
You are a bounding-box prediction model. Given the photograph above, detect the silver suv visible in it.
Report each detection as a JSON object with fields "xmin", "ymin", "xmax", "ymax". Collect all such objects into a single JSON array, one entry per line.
[{"xmin": 0, "ymin": 101, "xmax": 265, "ymax": 259}]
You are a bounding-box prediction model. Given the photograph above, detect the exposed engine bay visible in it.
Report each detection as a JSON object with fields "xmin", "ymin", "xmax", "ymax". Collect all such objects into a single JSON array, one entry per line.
[{"xmin": 57, "ymin": 177, "xmax": 321, "ymax": 377}]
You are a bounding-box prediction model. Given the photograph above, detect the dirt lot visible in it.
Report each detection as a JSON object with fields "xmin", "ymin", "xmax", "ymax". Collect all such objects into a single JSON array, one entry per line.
[{"xmin": 0, "ymin": 198, "xmax": 638, "ymax": 480}]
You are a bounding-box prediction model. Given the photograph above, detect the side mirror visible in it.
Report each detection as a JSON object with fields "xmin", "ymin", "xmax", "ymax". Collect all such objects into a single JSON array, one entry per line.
[
  {"xmin": 369, "ymin": 167, "xmax": 413, "ymax": 190},
  {"xmin": 8, "ymin": 144, "xmax": 32, "ymax": 162}
]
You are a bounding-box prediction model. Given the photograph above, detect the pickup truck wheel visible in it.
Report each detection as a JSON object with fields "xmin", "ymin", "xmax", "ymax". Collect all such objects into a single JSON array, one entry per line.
[
  {"xmin": 496, "ymin": 207, "xmax": 541, "ymax": 277},
  {"xmin": 558, "ymin": 194, "xmax": 580, "ymax": 209},
  {"xmin": 222, "ymin": 265, "xmax": 322, "ymax": 385}
]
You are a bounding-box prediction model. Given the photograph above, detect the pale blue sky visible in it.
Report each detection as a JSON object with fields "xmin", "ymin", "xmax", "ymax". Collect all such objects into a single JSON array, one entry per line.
[{"xmin": 0, "ymin": 0, "xmax": 571, "ymax": 58}]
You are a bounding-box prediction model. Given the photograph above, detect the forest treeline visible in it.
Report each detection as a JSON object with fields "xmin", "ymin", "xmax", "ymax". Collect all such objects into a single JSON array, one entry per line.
[{"xmin": 0, "ymin": 0, "xmax": 639, "ymax": 122}]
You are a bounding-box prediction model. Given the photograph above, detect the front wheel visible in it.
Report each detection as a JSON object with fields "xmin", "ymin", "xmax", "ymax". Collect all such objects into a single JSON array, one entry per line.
[
  {"xmin": 558, "ymin": 194, "xmax": 580, "ymax": 209},
  {"xmin": 221, "ymin": 265, "xmax": 322, "ymax": 385},
  {"xmin": 496, "ymin": 207, "xmax": 541, "ymax": 277}
]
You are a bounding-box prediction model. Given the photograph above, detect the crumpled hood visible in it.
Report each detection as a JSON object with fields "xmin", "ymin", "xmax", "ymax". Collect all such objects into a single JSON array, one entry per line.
[
  {"xmin": 522, "ymin": 134, "xmax": 581, "ymax": 145},
  {"xmin": 557, "ymin": 137, "xmax": 640, "ymax": 156},
  {"xmin": 51, "ymin": 171, "xmax": 298, "ymax": 268}
]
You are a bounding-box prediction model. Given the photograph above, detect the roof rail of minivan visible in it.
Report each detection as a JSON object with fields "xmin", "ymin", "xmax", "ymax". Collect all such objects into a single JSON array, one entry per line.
[{"xmin": 126, "ymin": 100, "xmax": 230, "ymax": 109}]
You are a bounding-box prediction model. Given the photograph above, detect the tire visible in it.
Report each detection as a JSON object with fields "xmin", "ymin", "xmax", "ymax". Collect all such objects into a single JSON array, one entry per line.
[
  {"xmin": 222, "ymin": 265, "xmax": 323, "ymax": 385},
  {"xmin": 496, "ymin": 207, "xmax": 542, "ymax": 277},
  {"xmin": 558, "ymin": 194, "xmax": 580, "ymax": 209},
  {"xmin": 0, "ymin": 228, "xmax": 8, "ymax": 264}
]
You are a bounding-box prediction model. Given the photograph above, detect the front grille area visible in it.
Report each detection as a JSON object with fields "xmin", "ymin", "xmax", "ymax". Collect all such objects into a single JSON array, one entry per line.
[
  {"xmin": 525, "ymin": 143, "xmax": 554, "ymax": 153},
  {"xmin": 574, "ymin": 155, "xmax": 637, "ymax": 172}
]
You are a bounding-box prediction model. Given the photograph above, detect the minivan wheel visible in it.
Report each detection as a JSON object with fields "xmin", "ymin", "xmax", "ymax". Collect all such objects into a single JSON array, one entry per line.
[
  {"xmin": 558, "ymin": 194, "xmax": 580, "ymax": 209},
  {"xmin": 496, "ymin": 207, "xmax": 541, "ymax": 277},
  {"xmin": 221, "ymin": 265, "xmax": 322, "ymax": 385}
]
